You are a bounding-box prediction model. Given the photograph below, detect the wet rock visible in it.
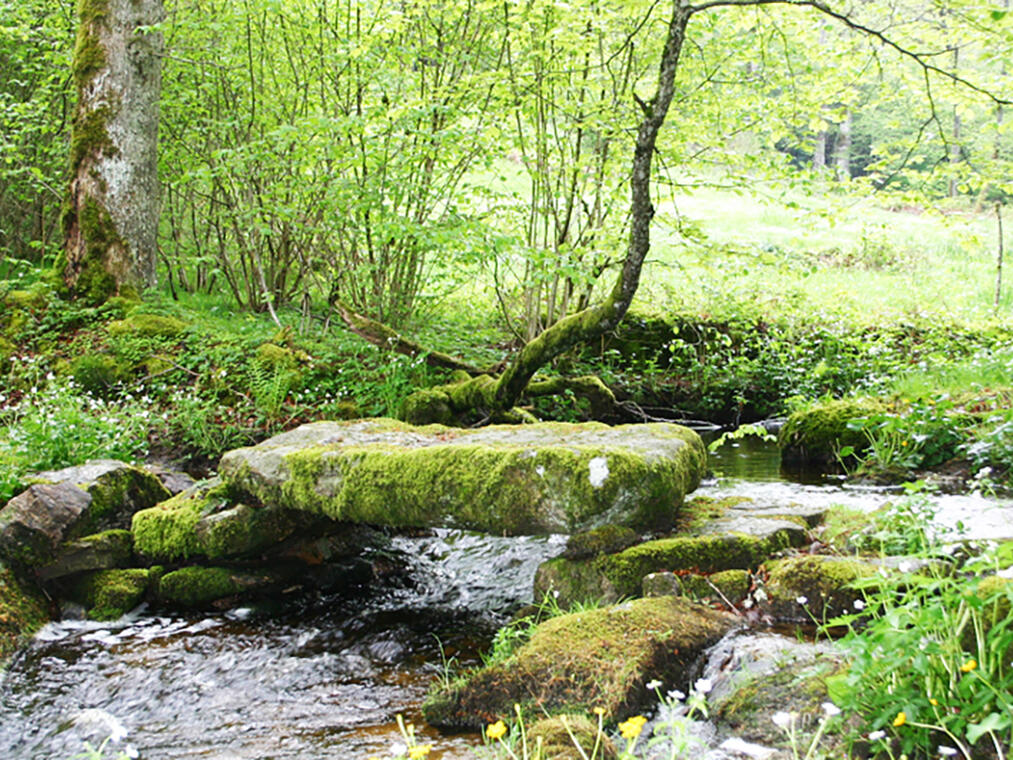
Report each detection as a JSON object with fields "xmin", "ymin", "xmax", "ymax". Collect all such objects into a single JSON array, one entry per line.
[
  {"xmin": 218, "ymin": 419, "xmax": 706, "ymax": 535},
  {"xmin": 528, "ymin": 715, "xmax": 617, "ymax": 760},
  {"xmin": 156, "ymin": 565, "xmax": 299, "ymax": 609},
  {"xmin": 132, "ymin": 479, "xmax": 310, "ymax": 563},
  {"xmin": 698, "ymin": 515, "xmax": 808, "ymax": 546},
  {"xmin": 0, "ymin": 460, "xmax": 170, "ymax": 568},
  {"xmin": 706, "ymin": 631, "xmax": 845, "ymax": 750},
  {"xmin": 422, "ymin": 596, "xmax": 738, "ymax": 729},
  {"xmin": 37, "ymin": 530, "xmax": 134, "ymax": 581},
  {"xmin": 761, "ymin": 555, "xmax": 879, "ymax": 621},
  {"xmin": 66, "ymin": 568, "xmax": 153, "ymax": 621}
]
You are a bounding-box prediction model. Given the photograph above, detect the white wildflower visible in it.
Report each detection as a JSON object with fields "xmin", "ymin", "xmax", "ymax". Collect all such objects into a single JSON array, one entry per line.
[
  {"xmin": 821, "ymin": 702, "xmax": 841, "ymax": 718},
  {"xmin": 694, "ymin": 677, "xmax": 713, "ymax": 695},
  {"xmin": 868, "ymin": 730, "xmax": 887, "ymax": 741},
  {"xmin": 771, "ymin": 711, "xmax": 794, "ymax": 730},
  {"xmin": 938, "ymin": 747, "xmax": 958, "ymax": 757},
  {"xmin": 796, "ymin": 595, "xmax": 808, "ymax": 606},
  {"xmin": 646, "ymin": 679, "xmax": 663, "ymax": 691},
  {"xmin": 667, "ymin": 689, "xmax": 685, "ymax": 702},
  {"xmin": 853, "ymin": 599, "xmax": 866, "ymax": 610}
]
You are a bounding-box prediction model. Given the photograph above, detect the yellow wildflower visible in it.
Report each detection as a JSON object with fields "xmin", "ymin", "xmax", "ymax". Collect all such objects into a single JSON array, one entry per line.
[
  {"xmin": 893, "ymin": 711, "xmax": 907, "ymax": 727},
  {"xmin": 930, "ymin": 698, "xmax": 939, "ymax": 706},
  {"xmin": 409, "ymin": 745, "xmax": 432, "ymax": 759},
  {"xmin": 961, "ymin": 659, "xmax": 977, "ymax": 673},
  {"xmin": 593, "ymin": 706, "xmax": 605, "ymax": 717},
  {"xmin": 619, "ymin": 715, "xmax": 648, "ymax": 739},
  {"xmin": 486, "ymin": 721, "xmax": 507, "ymax": 741}
]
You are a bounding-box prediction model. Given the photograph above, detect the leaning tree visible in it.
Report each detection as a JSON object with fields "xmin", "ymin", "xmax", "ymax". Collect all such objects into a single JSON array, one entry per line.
[{"xmin": 338, "ymin": 0, "xmax": 1011, "ymax": 425}]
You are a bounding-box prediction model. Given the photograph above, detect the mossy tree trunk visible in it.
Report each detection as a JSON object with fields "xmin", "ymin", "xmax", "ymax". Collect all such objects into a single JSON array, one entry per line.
[{"xmin": 63, "ymin": 0, "xmax": 164, "ymax": 303}]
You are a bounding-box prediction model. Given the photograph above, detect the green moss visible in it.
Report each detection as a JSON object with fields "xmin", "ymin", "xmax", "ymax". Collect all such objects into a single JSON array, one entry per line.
[
  {"xmin": 0, "ymin": 337, "xmax": 15, "ymax": 362},
  {"xmin": 679, "ymin": 569, "xmax": 751, "ymax": 603},
  {"xmin": 0, "ymin": 564, "xmax": 49, "ymax": 660},
  {"xmin": 156, "ymin": 566, "xmax": 251, "ymax": 608},
  {"xmin": 422, "ymin": 596, "xmax": 735, "ymax": 729},
  {"xmin": 764, "ymin": 555, "xmax": 878, "ymax": 620},
  {"xmin": 107, "ymin": 314, "xmax": 187, "ymax": 338},
  {"xmin": 84, "ymin": 466, "xmax": 171, "ymax": 533},
  {"xmin": 598, "ymin": 532, "xmax": 793, "ymax": 598},
  {"xmin": 255, "ymin": 343, "xmax": 301, "ymax": 370},
  {"xmin": 398, "ymin": 388, "xmax": 454, "ymax": 425},
  {"xmin": 778, "ymin": 398, "xmax": 885, "ymax": 464},
  {"xmin": 563, "ymin": 525, "xmax": 639, "ymax": 559},
  {"xmin": 132, "ymin": 483, "xmax": 228, "ymax": 562},
  {"xmin": 70, "ymin": 353, "xmax": 127, "ymax": 394},
  {"xmin": 69, "ymin": 568, "xmax": 151, "ymax": 621},
  {"xmin": 677, "ymin": 495, "xmax": 751, "ymax": 533},
  {"xmin": 68, "ymin": 196, "xmax": 122, "ymax": 304},
  {"xmin": 70, "ymin": 107, "xmax": 117, "ymax": 176}
]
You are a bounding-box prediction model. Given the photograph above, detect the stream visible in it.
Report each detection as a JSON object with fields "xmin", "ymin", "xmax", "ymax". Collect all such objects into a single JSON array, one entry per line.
[{"xmin": 1, "ymin": 437, "xmax": 1011, "ymax": 760}]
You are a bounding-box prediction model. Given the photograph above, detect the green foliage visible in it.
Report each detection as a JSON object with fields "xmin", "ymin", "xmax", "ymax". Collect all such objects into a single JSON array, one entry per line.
[
  {"xmin": 0, "ymin": 371, "xmax": 150, "ymax": 504},
  {"xmin": 845, "ymin": 481, "xmax": 949, "ymax": 557},
  {"xmin": 830, "ymin": 494, "xmax": 1013, "ymax": 758},
  {"xmin": 842, "ymin": 397, "xmax": 967, "ymax": 474}
]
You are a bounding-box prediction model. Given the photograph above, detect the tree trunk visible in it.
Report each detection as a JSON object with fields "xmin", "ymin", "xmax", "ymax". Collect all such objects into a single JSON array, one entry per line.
[
  {"xmin": 63, "ymin": 0, "xmax": 164, "ymax": 303},
  {"xmin": 490, "ymin": 0, "xmax": 693, "ymax": 411},
  {"xmin": 833, "ymin": 111, "xmax": 851, "ymax": 181}
]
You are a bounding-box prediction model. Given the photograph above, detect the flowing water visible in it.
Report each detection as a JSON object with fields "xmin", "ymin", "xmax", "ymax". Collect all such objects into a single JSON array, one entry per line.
[{"xmin": 2, "ymin": 437, "xmax": 1012, "ymax": 760}]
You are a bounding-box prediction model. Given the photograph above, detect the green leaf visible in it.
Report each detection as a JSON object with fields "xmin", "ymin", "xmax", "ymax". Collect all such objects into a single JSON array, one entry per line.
[{"xmin": 966, "ymin": 712, "xmax": 1009, "ymax": 745}]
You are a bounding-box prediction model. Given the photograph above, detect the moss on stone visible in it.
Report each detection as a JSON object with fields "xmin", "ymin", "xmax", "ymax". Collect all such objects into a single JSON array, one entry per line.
[
  {"xmin": 69, "ymin": 568, "xmax": 150, "ymax": 621},
  {"xmin": 398, "ymin": 388, "xmax": 454, "ymax": 425},
  {"xmin": 598, "ymin": 532, "xmax": 792, "ymax": 599},
  {"xmin": 131, "ymin": 482, "xmax": 229, "ymax": 562},
  {"xmin": 677, "ymin": 495, "xmax": 750, "ymax": 533},
  {"xmin": 422, "ymin": 596, "xmax": 736, "ymax": 729},
  {"xmin": 778, "ymin": 398, "xmax": 885, "ymax": 465},
  {"xmin": 677, "ymin": 569, "xmax": 751, "ymax": 604},
  {"xmin": 156, "ymin": 565, "xmax": 287, "ymax": 609},
  {"xmin": 0, "ymin": 564, "xmax": 49, "ymax": 660},
  {"xmin": 83, "ymin": 465, "xmax": 171, "ymax": 533},
  {"xmin": 528, "ymin": 715, "xmax": 617, "ymax": 760},
  {"xmin": 763, "ymin": 556, "xmax": 878, "ymax": 621},
  {"xmin": 534, "ymin": 556, "xmax": 620, "ymax": 609},
  {"xmin": 107, "ymin": 313, "xmax": 187, "ymax": 339}
]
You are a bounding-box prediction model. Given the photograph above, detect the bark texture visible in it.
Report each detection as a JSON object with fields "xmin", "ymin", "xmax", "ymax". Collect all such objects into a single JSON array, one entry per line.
[{"xmin": 64, "ymin": 0, "xmax": 164, "ymax": 302}]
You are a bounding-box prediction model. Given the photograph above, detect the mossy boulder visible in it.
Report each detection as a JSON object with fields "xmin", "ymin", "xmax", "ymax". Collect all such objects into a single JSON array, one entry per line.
[
  {"xmin": 37, "ymin": 529, "xmax": 133, "ymax": 581},
  {"xmin": 131, "ymin": 479, "xmax": 309, "ymax": 563},
  {"xmin": 762, "ymin": 555, "xmax": 879, "ymax": 621},
  {"xmin": 156, "ymin": 565, "xmax": 294, "ymax": 609},
  {"xmin": 536, "ymin": 530, "xmax": 797, "ymax": 609},
  {"xmin": 218, "ymin": 419, "xmax": 707, "ymax": 535},
  {"xmin": 255, "ymin": 343, "xmax": 307, "ymax": 370},
  {"xmin": 0, "ymin": 461, "xmax": 168, "ymax": 569},
  {"xmin": 422, "ymin": 596, "xmax": 737, "ymax": 729},
  {"xmin": 68, "ymin": 568, "xmax": 152, "ymax": 621},
  {"xmin": 107, "ymin": 313, "xmax": 187, "ymax": 338},
  {"xmin": 778, "ymin": 398, "xmax": 885, "ymax": 465},
  {"xmin": 528, "ymin": 715, "xmax": 617, "ymax": 760},
  {"xmin": 0, "ymin": 563, "xmax": 49, "ymax": 660}
]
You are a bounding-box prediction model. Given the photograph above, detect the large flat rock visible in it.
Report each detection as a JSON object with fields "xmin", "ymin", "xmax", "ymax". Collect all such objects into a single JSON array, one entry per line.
[{"xmin": 218, "ymin": 419, "xmax": 706, "ymax": 535}]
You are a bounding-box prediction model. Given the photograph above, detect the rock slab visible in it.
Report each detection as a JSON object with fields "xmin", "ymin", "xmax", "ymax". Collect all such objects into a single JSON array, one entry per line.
[{"xmin": 219, "ymin": 419, "xmax": 706, "ymax": 535}]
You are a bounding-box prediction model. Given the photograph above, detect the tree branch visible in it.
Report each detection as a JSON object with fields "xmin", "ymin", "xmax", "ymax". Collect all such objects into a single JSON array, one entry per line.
[{"xmin": 687, "ymin": 0, "xmax": 1013, "ymax": 106}]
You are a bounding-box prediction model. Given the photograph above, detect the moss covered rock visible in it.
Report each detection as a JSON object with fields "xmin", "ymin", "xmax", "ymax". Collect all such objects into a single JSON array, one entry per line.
[
  {"xmin": 37, "ymin": 529, "xmax": 133, "ymax": 581},
  {"xmin": 536, "ymin": 530, "xmax": 795, "ymax": 609},
  {"xmin": 762, "ymin": 555, "xmax": 879, "ymax": 621},
  {"xmin": 0, "ymin": 563, "xmax": 49, "ymax": 660},
  {"xmin": 70, "ymin": 353, "xmax": 128, "ymax": 394},
  {"xmin": 646, "ymin": 569, "xmax": 751, "ymax": 606},
  {"xmin": 0, "ymin": 461, "xmax": 168, "ymax": 569},
  {"xmin": 107, "ymin": 313, "xmax": 187, "ymax": 338},
  {"xmin": 132, "ymin": 479, "xmax": 308, "ymax": 563},
  {"xmin": 219, "ymin": 419, "xmax": 706, "ymax": 535},
  {"xmin": 563, "ymin": 525, "xmax": 639, "ymax": 559},
  {"xmin": 156, "ymin": 565, "xmax": 292, "ymax": 609},
  {"xmin": 422, "ymin": 596, "xmax": 736, "ymax": 729},
  {"xmin": 68, "ymin": 568, "xmax": 151, "ymax": 621},
  {"xmin": 778, "ymin": 398, "xmax": 885, "ymax": 465}
]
